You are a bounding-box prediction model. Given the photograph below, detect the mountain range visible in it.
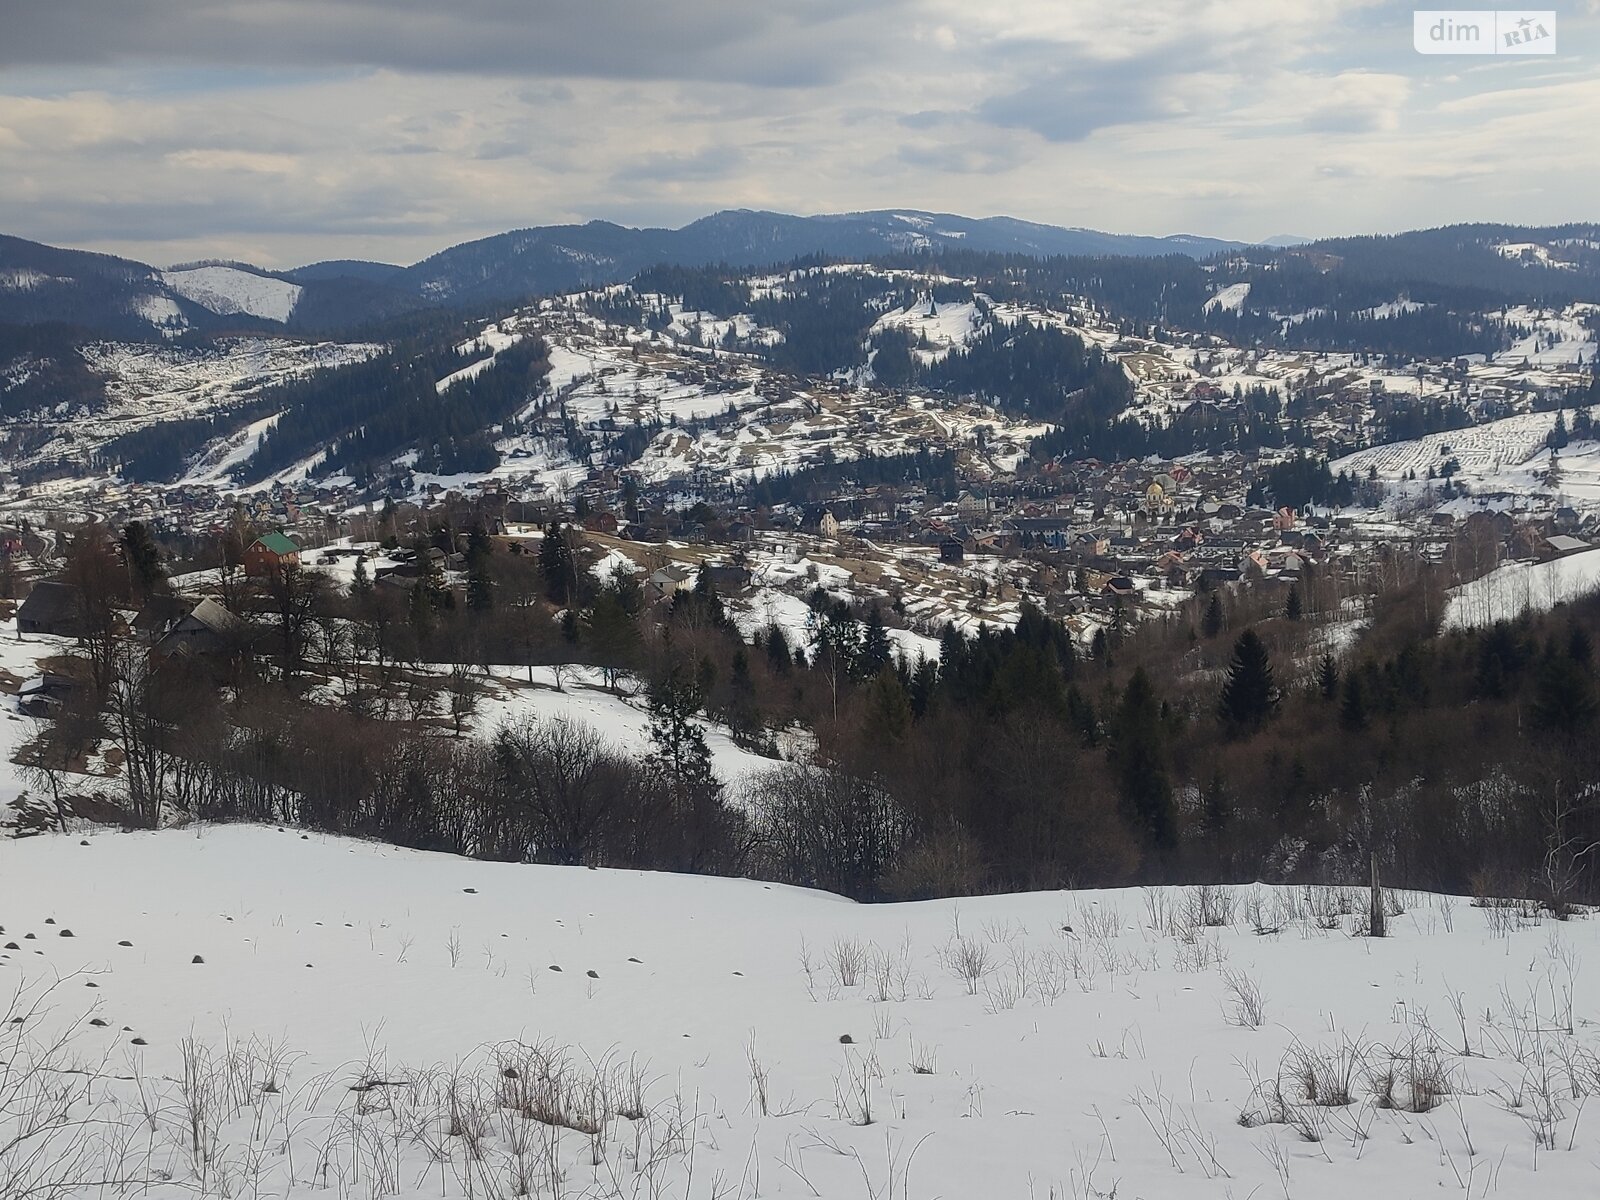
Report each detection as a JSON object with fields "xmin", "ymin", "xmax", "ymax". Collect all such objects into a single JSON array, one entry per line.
[
  {"xmin": 3, "ymin": 210, "xmax": 1599, "ymax": 342},
  {"xmin": 0, "ymin": 210, "xmax": 1253, "ymax": 340}
]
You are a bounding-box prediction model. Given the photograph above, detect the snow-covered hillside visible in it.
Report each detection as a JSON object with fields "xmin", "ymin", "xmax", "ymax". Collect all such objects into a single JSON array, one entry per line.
[
  {"xmin": 3, "ymin": 826, "xmax": 1598, "ymax": 1200},
  {"xmin": 1443, "ymin": 546, "xmax": 1600, "ymax": 629},
  {"xmin": 1203, "ymin": 281, "xmax": 1251, "ymax": 314},
  {"xmin": 871, "ymin": 297, "xmax": 984, "ymax": 364},
  {"xmin": 2, "ymin": 337, "xmax": 381, "ymax": 477},
  {"xmin": 129, "ymin": 292, "xmax": 190, "ymax": 336},
  {"xmin": 436, "ymin": 324, "xmax": 527, "ymax": 394},
  {"xmin": 163, "ymin": 265, "xmax": 303, "ymax": 323},
  {"xmin": 1331, "ymin": 410, "xmax": 1563, "ymax": 488},
  {"xmin": 1488, "ymin": 305, "xmax": 1598, "ymax": 368}
]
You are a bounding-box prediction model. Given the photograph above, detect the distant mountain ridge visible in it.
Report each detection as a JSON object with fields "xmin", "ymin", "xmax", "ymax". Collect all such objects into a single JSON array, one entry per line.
[
  {"xmin": 0, "ymin": 211, "xmax": 1251, "ymax": 338},
  {"xmin": 4, "ymin": 211, "xmax": 1599, "ymax": 340},
  {"xmin": 397, "ymin": 209, "xmax": 1251, "ymax": 305}
]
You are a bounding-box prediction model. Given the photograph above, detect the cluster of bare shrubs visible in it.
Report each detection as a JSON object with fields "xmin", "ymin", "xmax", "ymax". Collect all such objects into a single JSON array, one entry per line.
[
  {"xmin": 97, "ymin": 703, "xmax": 749, "ymax": 878},
  {"xmin": 743, "ymin": 765, "xmax": 920, "ymax": 901},
  {"xmin": 804, "ymin": 910, "xmax": 1157, "ymax": 1021},
  {"xmin": 1238, "ymin": 1033, "xmax": 1451, "ymax": 1145},
  {"xmin": 1, "ymin": 978, "xmax": 708, "ymax": 1200}
]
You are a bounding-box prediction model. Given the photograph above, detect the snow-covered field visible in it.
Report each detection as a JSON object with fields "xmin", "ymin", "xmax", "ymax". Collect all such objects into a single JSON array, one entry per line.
[
  {"xmin": 1442, "ymin": 547, "xmax": 1600, "ymax": 629},
  {"xmin": 472, "ymin": 664, "xmax": 784, "ymax": 786},
  {"xmin": 1488, "ymin": 305, "xmax": 1597, "ymax": 369},
  {"xmin": 1332, "ymin": 411, "xmax": 1563, "ymax": 490},
  {"xmin": 163, "ymin": 265, "xmax": 303, "ymax": 323},
  {"xmin": 438, "ymin": 324, "xmax": 526, "ymax": 394},
  {"xmin": 4, "ymin": 337, "xmax": 382, "ymax": 478},
  {"xmin": 4, "ymin": 827, "xmax": 1599, "ymax": 1199},
  {"xmin": 1203, "ymin": 281, "xmax": 1251, "ymax": 314},
  {"xmin": 179, "ymin": 410, "xmax": 285, "ymax": 486},
  {"xmin": 871, "ymin": 298, "xmax": 984, "ymax": 364}
]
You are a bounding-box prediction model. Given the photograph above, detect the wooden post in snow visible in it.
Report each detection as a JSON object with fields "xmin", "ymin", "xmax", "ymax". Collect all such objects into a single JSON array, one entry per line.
[{"xmin": 1369, "ymin": 851, "xmax": 1386, "ymax": 938}]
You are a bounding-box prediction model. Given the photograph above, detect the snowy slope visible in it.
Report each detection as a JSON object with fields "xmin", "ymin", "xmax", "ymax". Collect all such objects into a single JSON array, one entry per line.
[
  {"xmin": 1331, "ymin": 410, "xmax": 1561, "ymax": 486},
  {"xmin": 2, "ymin": 827, "xmax": 1598, "ymax": 1200},
  {"xmin": 871, "ymin": 298, "xmax": 984, "ymax": 363},
  {"xmin": 1203, "ymin": 281, "xmax": 1251, "ymax": 314},
  {"xmin": 1488, "ymin": 305, "xmax": 1598, "ymax": 368},
  {"xmin": 437, "ymin": 324, "xmax": 526, "ymax": 394},
  {"xmin": 1442, "ymin": 547, "xmax": 1600, "ymax": 629},
  {"xmin": 129, "ymin": 292, "xmax": 190, "ymax": 336},
  {"xmin": 178, "ymin": 410, "xmax": 284, "ymax": 486},
  {"xmin": 162, "ymin": 265, "xmax": 303, "ymax": 323},
  {"xmin": 474, "ymin": 664, "xmax": 781, "ymax": 786}
]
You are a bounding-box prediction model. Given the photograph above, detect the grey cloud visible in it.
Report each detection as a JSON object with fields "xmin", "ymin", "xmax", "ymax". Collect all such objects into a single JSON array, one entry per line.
[
  {"xmin": 4, "ymin": 190, "xmax": 454, "ymax": 247},
  {"xmin": 0, "ymin": 0, "xmax": 916, "ymax": 88},
  {"xmin": 897, "ymin": 138, "xmax": 1024, "ymax": 175},
  {"xmin": 610, "ymin": 144, "xmax": 746, "ymax": 185},
  {"xmin": 1303, "ymin": 108, "xmax": 1387, "ymax": 134},
  {"xmin": 516, "ymin": 84, "xmax": 577, "ymax": 105},
  {"xmin": 974, "ymin": 55, "xmax": 1184, "ymax": 142},
  {"xmin": 473, "ymin": 140, "xmax": 534, "ymax": 161},
  {"xmin": 899, "ymin": 110, "xmax": 959, "ymax": 130}
]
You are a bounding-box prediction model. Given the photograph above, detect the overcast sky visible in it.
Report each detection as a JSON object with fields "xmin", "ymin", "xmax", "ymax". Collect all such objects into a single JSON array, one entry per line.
[{"xmin": 2, "ymin": 1, "xmax": 1597, "ymax": 268}]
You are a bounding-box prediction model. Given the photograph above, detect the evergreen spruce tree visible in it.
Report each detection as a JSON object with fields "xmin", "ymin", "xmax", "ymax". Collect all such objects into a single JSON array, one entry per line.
[
  {"xmin": 1285, "ymin": 584, "xmax": 1303, "ymax": 621},
  {"xmin": 1202, "ymin": 592, "xmax": 1224, "ymax": 638},
  {"xmin": 466, "ymin": 557, "xmax": 494, "ymax": 613},
  {"xmin": 731, "ymin": 647, "xmax": 752, "ymax": 692},
  {"xmin": 1109, "ymin": 668, "xmax": 1176, "ymax": 851},
  {"xmin": 646, "ymin": 665, "xmax": 727, "ymax": 871},
  {"xmin": 1570, "ymin": 624, "xmax": 1593, "ymax": 666},
  {"xmin": 689, "ymin": 564, "xmax": 727, "ymax": 626},
  {"xmin": 725, "ymin": 646, "xmax": 763, "ymax": 747},
  {"xmin": 407, "ymin": 575, "xmax": 435, "ymax": 641},
  {"xmin": 859, "ymin": 605, "xmax": 893, "ymax": 679},
  {"xmin": 1067, "ymin": 684, "xmax": 1099, "ymax": 746},
  {"xmin": 585, "ymin": 591, "xmax": 640, "ymax": 692},
  {"xmin": 540, "ymin": 522, "xmax": 575, "ymax": 605},
  {"xmin": 909, "ymin": 656, "xmax": 939, "ymax": 718},
  {"xmin": 1548, "ymin": 409, "xmax": 1570, "ymax": 449},
  {"xmin": 1218, "ymin": 629, "xmax": 1275, "ymax": 731},
  {"xmin": 865, "ymin": 667, "xmax": 913, "ymax": 743},
  {"xmin": 120, "ymin": 520, "xmax": 166, "ymax": 601},
  {"xmin": 1340, "ymin": 673, "xmax": 1368, "ymax": 732},
  {"xmin": 647, "ymin": 668, "xmax": 715, "ymax": 790},
  {"xmin": 1530, "ymin": 651, "xmax": 1598, "ymax": 739},
  {"xmin": 1201, "ymin": 767, "xmax": 1232, "ymax": 837},
  {"xmin": 1317, "ymin": 652, "xmax": 1340, "ymax": 700},
  {"xmin": 765, "ymin": 625, "xmax": 792, "ymax": 673}
]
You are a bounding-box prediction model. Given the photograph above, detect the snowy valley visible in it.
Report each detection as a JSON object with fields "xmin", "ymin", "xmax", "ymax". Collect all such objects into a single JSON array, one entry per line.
[{"xmin": 5, "ymin": 825, "xmax": 1600, "ymax": 1200}]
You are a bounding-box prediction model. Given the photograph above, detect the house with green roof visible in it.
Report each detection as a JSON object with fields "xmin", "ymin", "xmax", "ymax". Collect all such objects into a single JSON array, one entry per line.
[{"xmin": 243, "ymin": 531, "xmax": 300, "ymax": 577}]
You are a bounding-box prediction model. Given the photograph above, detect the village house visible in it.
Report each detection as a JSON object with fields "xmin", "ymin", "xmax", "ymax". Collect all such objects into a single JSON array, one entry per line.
[
  {"xmin": 152, "ymin": 598, "xmax": 248, "ymax": 660},
  {"xmin": 1539, "ymin": 533, "xmax": 1591, "ymax": 562},
  {"xmin": 243, "ymin": 531, "xmax": 301, "ymax": 577},
  {"xmin": 646, "ymin": 564, "xmax": 694, "ymax": 604},
  {"xmin": 132, "ymin": 594, "xmax": 192, "ymax": 642},
  {"xmin": 16, "ymin": 581, "xmax": 85, "ymax": 637},
  {"xmin": 17, "ymin": 672, "xmax": 83, "ymax": 717},
  {"xmin": 703, "ymin": 563, "xmax": 753, "ymax": 594}
]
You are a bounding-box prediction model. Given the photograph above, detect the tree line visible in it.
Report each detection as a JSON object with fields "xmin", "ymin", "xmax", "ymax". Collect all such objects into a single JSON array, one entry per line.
[{"xmin": 19, "ymin": 514, "xmax": 1600, "ymax": 913}]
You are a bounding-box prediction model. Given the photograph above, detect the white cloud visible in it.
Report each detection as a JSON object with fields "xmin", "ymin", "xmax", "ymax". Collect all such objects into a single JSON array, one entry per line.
[{"xmin": 0, "ymin": 0, "xmax": 1595, "ymax": 266}]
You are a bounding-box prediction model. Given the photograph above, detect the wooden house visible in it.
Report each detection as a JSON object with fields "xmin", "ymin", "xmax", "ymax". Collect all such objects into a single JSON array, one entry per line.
[{"xmin": 243, "ymin": 532, "xmax": 301, "ymax": 577}]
